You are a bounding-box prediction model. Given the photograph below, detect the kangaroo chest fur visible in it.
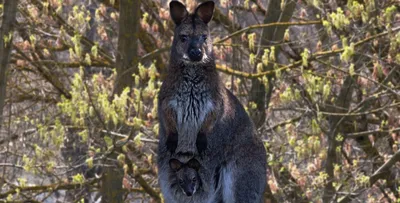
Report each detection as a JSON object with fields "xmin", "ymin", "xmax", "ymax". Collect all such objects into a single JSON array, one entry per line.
[{"xmin": 167, "ymin": 66, "xmax": 215, "ymax": 153}]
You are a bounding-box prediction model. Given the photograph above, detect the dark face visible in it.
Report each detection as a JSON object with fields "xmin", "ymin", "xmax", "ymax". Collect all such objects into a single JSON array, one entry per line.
[
  {"xmin": 176, "ymin": 167, "xmax": 200, "ymax": 196},
  {"xmin": 169, "ymin": 158, "xmax": 201, "ymax": 196},
  {"xmin": 169, "ymin": 1, "xmax": 215, "ymax": 64},
  {"xmin": 174, "ymin": 20, "xmax": 210, "ymax": 62}
]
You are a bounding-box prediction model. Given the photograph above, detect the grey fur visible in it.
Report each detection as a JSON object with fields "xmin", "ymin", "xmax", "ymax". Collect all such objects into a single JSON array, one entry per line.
[
  {"xmin": 167, "ymin": 66, "xmax": 215, "ymax": 153},
  {"xmin": 158, "ymin": 1, "xmax": 267, "ymax": 203}
]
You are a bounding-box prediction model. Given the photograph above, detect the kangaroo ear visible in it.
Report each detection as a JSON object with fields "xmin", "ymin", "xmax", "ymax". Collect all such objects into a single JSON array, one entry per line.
[
  {"xmin": 169, "ymin": 1, "xmax": 188, "ymax": 25},
  {"xmin": 169, "ymin": 159, "xmax": 183, "ymax": 171},
  {"xmin": 195, "ymin": 1, "xmax": 215, "ymax": 24},
  {"xmin": 187, "ymin": 159, "xmax": 201, "ymax": 171}
]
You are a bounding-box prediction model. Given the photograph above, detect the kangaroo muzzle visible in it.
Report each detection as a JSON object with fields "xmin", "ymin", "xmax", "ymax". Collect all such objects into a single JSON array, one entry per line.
[
  {"xmin": 188, "ymin": 39, "xmax": 203, "ymax": 61},
  {"xmin": 188, "ymin": 48, "xmax": 202, "ymax": 61}
]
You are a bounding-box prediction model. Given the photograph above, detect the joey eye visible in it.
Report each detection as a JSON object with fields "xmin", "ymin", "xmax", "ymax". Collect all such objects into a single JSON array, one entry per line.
[
  {"xmin": 192, "ymin": 177, "xmax": 197, "ymax": 182},
  {"xmin": 180, "ymin": 35, "xmax": 189, "ymax": 42},
  {"xmin": 202, "ymin": 35, "xmax": 207, "ymax": 41},
  {"xmin": 179, "ymin": 179, "xmax": 184, "ymax": 184}
]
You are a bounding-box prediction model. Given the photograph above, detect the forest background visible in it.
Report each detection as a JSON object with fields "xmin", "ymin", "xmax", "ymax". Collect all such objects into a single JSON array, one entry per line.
[{"xmin": 0, "ymin": 0, "xmax": 400, "ymax": 202}]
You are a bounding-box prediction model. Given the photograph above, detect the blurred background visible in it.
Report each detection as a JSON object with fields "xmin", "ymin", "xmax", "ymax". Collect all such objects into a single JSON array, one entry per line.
[{"xmin": 0, "ymin": 0, "xmax": 399, "ymax": 202}]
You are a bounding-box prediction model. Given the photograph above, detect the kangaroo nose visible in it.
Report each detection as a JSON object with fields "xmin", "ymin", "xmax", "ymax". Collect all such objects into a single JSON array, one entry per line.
[
  {"xmin": 185, "ymin": 191, "xmax": 193, "ymax": 196},
  {"xmin": 188, "ymin": 48, "xmax": 202, "ymax": 61}
]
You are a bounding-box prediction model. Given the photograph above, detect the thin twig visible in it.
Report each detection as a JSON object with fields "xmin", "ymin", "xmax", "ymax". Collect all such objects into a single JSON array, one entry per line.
[
  {"xmin": 214, "ymin": 21, "xmax": 322, "ymax": 44},
  {"xmin": 370, "ymin": 149, "xmax": 400, "ymax": 185}
]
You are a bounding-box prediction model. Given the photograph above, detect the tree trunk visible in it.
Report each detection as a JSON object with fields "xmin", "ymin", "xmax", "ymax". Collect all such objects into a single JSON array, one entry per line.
[
  {"xmin": 100, "ymin": 0, "xmax": 141, "ymax": 202},
  {"xmin": 112, "ymin": 0, "xmax": 141, "ymax": 95},
  {"xmin": 249, "ymin": 0, "xmax": 296, "ymax": 128},
  {"xmin": 0, "ymin": 0, "xmax": 18, "ymax": 129},
  {"xmin": 100, "ymin": 167, "xmax": 125, "ymax": 203},
  {"xmin": 249, "ymin": 1, "xmax": 296, "ymax": 202},
  {"xmin": 323, "ymin": 76, "xmax": 355, "ymax": 202}
]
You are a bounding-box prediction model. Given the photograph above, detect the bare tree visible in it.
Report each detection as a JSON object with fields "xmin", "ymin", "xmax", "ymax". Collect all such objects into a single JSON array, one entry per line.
[
  {"xmin": 0, "ymin": 0, "xmax": 399, "ymax": 202},
  {"xmin": 113, "ymin": 0, "xmax": 141, "ymax": 95},
  {"xmin": 0, "ymin": 0, "xmax": 18, "ymax": 129}
]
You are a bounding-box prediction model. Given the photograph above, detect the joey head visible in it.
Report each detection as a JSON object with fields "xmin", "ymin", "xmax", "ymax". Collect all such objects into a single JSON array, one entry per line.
[{"xmin": 169, "ymin": 158, "xmax": 201, "ymax": 197}]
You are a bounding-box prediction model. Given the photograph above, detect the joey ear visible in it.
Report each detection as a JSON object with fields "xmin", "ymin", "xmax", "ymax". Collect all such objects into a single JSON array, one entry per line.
[
  {"xmin": 187, "ymin": 159, "xmax": 201, "ymax": 171},
  {"xmin": 195, "ymin": 1, "xmax": 215, "ymax": 24},
  {"xmin": 169, "ymin": 159, "xmax": 183, "ymax": 171},
  {"xmin": 169, "ymin": 1, "xmax": 188, "ymax": 25}
]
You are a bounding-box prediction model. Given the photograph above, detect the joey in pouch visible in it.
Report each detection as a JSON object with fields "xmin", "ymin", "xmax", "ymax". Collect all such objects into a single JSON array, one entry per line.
[{"xmin": 169, "ymin": 158, "xmax": 201, "ymax": 197}]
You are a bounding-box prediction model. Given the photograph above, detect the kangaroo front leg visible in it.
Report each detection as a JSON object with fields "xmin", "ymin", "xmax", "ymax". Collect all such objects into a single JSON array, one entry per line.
[
  {"xmin": 196, "ymin": 110, "xmax": 218, "ymax": 155},
  {"xmin": 160, "ymin": 104, "xmax": 179, "ymax": 153}
]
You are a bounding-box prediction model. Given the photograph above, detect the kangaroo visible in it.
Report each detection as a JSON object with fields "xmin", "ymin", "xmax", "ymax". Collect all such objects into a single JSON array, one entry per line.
[
  {"xmin": 157, "ymin": 1, "xmax": 267, "ymax": 203},
  {"xmin": 169, "ymin": 158, "xmax": 201, "ymax": 197},
  {"xmin": 158, "ymin": 0, "xmax": 219, "ymax": 156}
]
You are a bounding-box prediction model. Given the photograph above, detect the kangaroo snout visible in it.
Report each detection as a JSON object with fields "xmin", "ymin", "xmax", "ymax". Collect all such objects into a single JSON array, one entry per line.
[
  {"xmin": 188, "ymin": 47, "xmax": 202, "ymax": 61},
  {"xmin": 185, "ymin": 190, "xmax": 193, "ymax": 196}
]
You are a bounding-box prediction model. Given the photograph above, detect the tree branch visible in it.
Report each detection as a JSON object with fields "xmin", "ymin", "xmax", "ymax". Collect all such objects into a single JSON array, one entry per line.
[
  {"xmin": 346, "ymin": 127, "xmax": 400, "ymax": 139},
  {"xmin": 215, "ymin": 21, "xmax": 321, "ymax": 44},
  {"xmin": 215, "ymin": 26, "xmax": 400, "ymax": 78},
  {"xmin": 370, "ymin": 149, "xmax": 400, "ymax": 185},
  {"xmin": 0, "ymin": 179, "xmax": 99, "ymax": 199}
]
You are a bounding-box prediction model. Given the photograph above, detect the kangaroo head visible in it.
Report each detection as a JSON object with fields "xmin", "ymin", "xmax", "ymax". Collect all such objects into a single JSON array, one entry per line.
[{"xmin": 169, "ymin": 1, "xmax": 215, "ymax": 64}]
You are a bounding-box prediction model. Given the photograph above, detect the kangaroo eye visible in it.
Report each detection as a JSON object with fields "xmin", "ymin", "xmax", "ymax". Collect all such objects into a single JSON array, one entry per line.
[
  {"xmin": 180, "ymin": 35, "xmax": 189, "ymax": 42},
  {"xmin": 202, "ymin": 35, "xmax": 207, "ymax": 41},
  {"xmin": 179, "ymin": 179, "xmax": 184, "ymax": 184},
  {"xmin": 192, "ymin": 177, "xmax": 197, "ymax": 182}
]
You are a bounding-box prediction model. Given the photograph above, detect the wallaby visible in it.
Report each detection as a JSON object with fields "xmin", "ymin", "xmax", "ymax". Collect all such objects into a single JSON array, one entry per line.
[
  {"xmin": 157, "ymin": 1, "xmax": 267, "ymax": 203},
  {"xmin": 169, "ymin": 158, "xmax": 201, "ymax": 197}
]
